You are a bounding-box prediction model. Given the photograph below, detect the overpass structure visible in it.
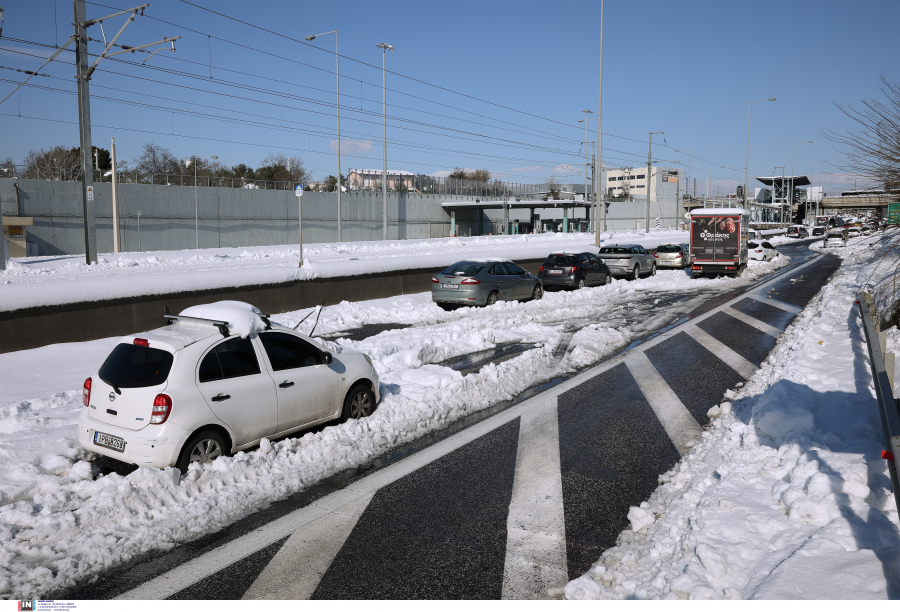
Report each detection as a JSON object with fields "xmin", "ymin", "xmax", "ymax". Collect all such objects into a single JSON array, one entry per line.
[{"xmin": 442, "ymin": 199, "xmax": 594, "ymax": 235}]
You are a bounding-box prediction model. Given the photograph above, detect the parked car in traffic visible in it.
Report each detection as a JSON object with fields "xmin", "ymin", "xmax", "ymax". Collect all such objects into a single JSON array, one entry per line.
[
  {"xmin": 79, "ymin": 304, "xmax": 380, "ymax": 473},
  {"xmin": 598, "ymin": 244, "xmax": 656, "ymax": 280},
  {"xmin": 847, "ymin": 227, "xmax": 862, "ymax": 238},
  {"xmin": 748, "ymin": 241, "xmax": 778, "ymax": 261},
  {"xmin": 824, "ymin": 229, "xmax": 847, "ymax": 247},
  {"xmin": 538, "ymin": 252, "xmax": 611, "ymax": 289},
  {"xmin": 653, "ymin": 243, "xmax": 690, "ymax": 269},
  {"xmin": 432, "ymin": 260, "xmax": 542, "ymax": 309},
  {"xmin": 787, "ymin": 225, "xmax": 810, "ymax": 238},
  {"xmin": 812, "ymin": 226, "xmax": 825, "ymax": 236}
]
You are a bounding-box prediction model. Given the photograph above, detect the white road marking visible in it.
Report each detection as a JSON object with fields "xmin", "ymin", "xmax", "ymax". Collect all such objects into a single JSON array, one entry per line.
[
  {"xmin": 502, "ymin": 399, "xmax": 567, "ymax": 599},
  {"xmin": 683, "ymin": 325, "xmax": 758, "ymax": 379},
  {"xmin": 744, "ymin": 292, "xmax": 802, "ymax": 314},
  {"xmin": 242, "ymin": 494, "xmax": 374, "ymax": 600},
  {"xmin": 624, "ymin": 352, "xmax": 702, "ymax": 454},
  {"xmin": 724, "ymin": 307, "xmax": 782, "ymax": 337}
]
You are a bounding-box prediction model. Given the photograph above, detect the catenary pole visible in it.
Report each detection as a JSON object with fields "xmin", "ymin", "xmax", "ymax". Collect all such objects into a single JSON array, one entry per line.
[
  {"xmin": 111, "ymin": 136, "xmax": 119, "ymax": 253},
  {"xmin": 746, "ymin": 98, "xmax": 776, "ymax": 209},
  {"xmin": 595, "ymin": 0, "xmax": 604, "ymax": 243},
  {"xmin": 377, "ymin": 43, "xmax": 394, "ymax": 240},
  {"xmin": 74, "ymin": 0, "xmax": 97, "ymax": 264}
]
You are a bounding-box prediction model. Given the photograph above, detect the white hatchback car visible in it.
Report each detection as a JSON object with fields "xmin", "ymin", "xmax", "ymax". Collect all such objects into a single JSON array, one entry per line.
[
  {"xmin": 78, "ymin": 302, "xmax": 380, "ymax": 473},
  {"xmin": 748, "ymin": 241, "xmax": 778, "ymax": 261}
]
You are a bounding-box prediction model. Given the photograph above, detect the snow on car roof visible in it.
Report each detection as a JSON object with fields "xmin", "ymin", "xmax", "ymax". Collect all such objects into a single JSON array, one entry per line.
[{"xmin": 689, "ymin": 208, "xmax": 751, "ymax": 216}]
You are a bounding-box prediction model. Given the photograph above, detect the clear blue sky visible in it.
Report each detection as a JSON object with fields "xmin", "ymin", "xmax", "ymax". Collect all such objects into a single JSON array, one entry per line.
[{"xmin": 0, "ymin": 0, "xmax": 896, "ymax": 195}]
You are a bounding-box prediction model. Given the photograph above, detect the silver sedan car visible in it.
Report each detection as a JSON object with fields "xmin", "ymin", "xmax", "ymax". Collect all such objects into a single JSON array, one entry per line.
[
  {"xmin": 598, "ymin": 244, "xmax": 657, "ymax": 280},
  {"xmin": 432, "ymin": 260, "xmax": 542, "ymax": 309}
]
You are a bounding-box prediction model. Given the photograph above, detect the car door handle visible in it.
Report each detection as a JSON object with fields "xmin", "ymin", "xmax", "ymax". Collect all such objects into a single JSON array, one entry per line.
[
  {"xmin": 279, "ymin": 381, "xmax": 295, "ymax": 388},
  {"xmin": 211, "ymin": 393, "xmax": 231, "ymax": 402}
]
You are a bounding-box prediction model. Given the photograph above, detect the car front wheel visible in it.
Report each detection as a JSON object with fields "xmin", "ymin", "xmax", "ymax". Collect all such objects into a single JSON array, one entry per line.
[
  {"xmin": 531, "ymin": 284, "xmax": 543, "ymax": 300},
  {"xmin": 342, "ymin": 384, "xmax": 376, "ymax": 421},
  {"xmin": 176, "ymin": 429, "xmax": 227, "ymax": 474},
  {"xmin": 650, "ymin": 263, "xmax": 657, "ymax": 276}
]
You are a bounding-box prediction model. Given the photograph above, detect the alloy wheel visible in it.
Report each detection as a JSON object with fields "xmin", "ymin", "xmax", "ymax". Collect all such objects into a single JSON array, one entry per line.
[
  {"xmin": 350, "ymin": 390, "xmax": 373, "ymax": 419},
  {"xmin": 190, "ymin": 438, "xmax": 223, "ymax": 464}
]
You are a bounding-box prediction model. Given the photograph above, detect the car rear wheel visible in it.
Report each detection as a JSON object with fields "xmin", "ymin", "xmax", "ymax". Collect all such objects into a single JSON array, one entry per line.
[
  {"xmin": 576, "ymin": 277, "xmax": 586, "ymax": 290},
  {"xmin": 630, "ymin": 265, "xmax": 639, "ymax": 281},
  {"xmin": 603, "ymin": 273, "xmax": 611, "ymax": 285},
  {"xmin": 176, "ymin": 429, "xmax": 227, "ymax": 474},
  {"xmin": 342, "ymin": 383, "xmax": 375, "ymax": 421},
  {"xmin": 531, "ymin": 284, "xmax": 543, "ymax": 301},
  {"xmin": 486, "ymin": 290, "xmax": 500, "ymax": 306},
  {"xmin": 650, "ymin": 263, "xmax": 657, "ymax": 277}
]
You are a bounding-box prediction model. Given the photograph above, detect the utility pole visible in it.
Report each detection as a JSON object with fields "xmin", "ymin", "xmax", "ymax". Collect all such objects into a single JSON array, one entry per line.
[
  {"xmin": 580, "ymin": 110, "xmax": 592, "ymax": 208},
  {"xmin": 111, "ymin": 136, "xmax": 119, "ymax": 252},
  {"xmin": 74, "ymin": 0, "xmax": 97, "ymax": 264},
  {"xmin": 646, "ymin": 131, "xmax": 664, "ymax": 233},
  {"xmin": 377, "ymin": 43, "xmax": 394, "ymax": 241},
  {"xmin": 595, "ymin": 0, "xmax": 604, "ymax": 243}
]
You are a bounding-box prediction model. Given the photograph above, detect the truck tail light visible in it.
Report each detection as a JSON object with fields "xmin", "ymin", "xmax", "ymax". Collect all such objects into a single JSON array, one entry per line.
[
  {"xmin": 692, "ymin": 266, "xmax": 702, "ymax": 270},
  {"xmin": 83, "ymin": 377, "xmax": 92, "ymax": 407},
  {"xmin": 461, "ymin": 278, "xmax": 481, "ymax": 285},
  {"xmin": 726, "ymin": 266, "xmax": 736, "ymax": 270},
  {"xmin": 431, "ymin": 276, "xmax": 439, "ymax": 283},
  {"xmin": 151, "ymin": 394, "xmax": 172, "ymax": 424}
]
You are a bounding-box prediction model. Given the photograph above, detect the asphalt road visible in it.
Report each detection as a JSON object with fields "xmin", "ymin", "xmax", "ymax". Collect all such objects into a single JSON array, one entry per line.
[{"xmin": 64, "ymin": 239, "xmax": 839, "ymax": 600}]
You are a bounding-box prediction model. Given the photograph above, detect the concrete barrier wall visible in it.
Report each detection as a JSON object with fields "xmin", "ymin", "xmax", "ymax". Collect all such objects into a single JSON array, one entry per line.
[{"xmin": 0, "ymin": 259, "xmax": 544, "ymax": 354}]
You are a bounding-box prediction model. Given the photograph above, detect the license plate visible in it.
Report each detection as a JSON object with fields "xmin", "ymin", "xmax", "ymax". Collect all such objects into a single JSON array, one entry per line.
[
  {"xmin": 94, "ymin": 431, "xmax": 126, "ymax": 453},
  {"xmin": 441, "ymin": 284, "xmax": 458, "ymax": 289},
  {"xmin": 548, "ymin": 270, "xmax": 563, "ymax": 275}
]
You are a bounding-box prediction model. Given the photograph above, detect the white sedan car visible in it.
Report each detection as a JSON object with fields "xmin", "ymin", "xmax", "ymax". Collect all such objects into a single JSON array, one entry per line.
[
  {"xmin": 748, "ymin": 241, "xmax": 778, "ymax": 261},
  {"xmin": 78, "ymin": 302, "xmax": 380, "ymax": 473}
]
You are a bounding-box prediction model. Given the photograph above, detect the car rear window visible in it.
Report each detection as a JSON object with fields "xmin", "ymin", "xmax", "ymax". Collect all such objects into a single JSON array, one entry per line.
[
  {"xmin": 545, "ymin": 254, "xmax": 575, "ymax": 266},
  {"xmin": 599, "ymin": 247, "xmax": 631, "ymax": 254},
  {"xmin": 656, "ymin": 245, "xmax": 682, "ymax": 253},
  {"xmin": 442, "ymin": 262, "xmax": 485, "ymax": 276},
  {"xmin": 748, "ymin": 242, "xmax": 759, "ymax": 249},
  {"xmin": 99, "ymin": 343, "xmax": 173, "ymax": 388}
]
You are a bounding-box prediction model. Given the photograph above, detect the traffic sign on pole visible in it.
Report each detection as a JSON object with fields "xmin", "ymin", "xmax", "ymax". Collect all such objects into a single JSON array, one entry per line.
[{"xmin": 295, "ymin": 184, "xmax": 304, "ymax": 197}]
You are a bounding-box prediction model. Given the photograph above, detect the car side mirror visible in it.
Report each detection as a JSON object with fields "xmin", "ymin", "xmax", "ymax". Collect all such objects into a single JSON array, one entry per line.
[{"xmin": 322, "ymin": 351, "xmax": 333, "ymax": 365}]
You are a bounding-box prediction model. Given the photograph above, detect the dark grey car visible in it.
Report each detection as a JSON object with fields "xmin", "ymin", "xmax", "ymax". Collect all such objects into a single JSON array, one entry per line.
[
  {"xmin": 431, "ymin": 260, "xmax": 542, "ymax": 310},
  {"xmin": 598, "ymin": 244, "xmax": 657, "ymax": 280}
]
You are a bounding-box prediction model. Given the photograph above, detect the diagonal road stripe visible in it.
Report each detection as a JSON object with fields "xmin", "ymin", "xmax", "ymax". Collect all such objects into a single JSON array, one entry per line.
[
  {"xmin": 502, "ymin": 399, "xmax": 567, "ymax": 599},
  {"xmin": 744, "ymin": 292, "xmax": 802, "ymax": 314},
  {"xmin": 624, "ymin": 352, "xmax": 702, "ymax": 454},
  {"xmin": 683, "ymin": 325, "xmax": 758, "ymax": 379},
  {"xmin": 724, "ymin": 306, "xmax": 783, "ymax": 337}
]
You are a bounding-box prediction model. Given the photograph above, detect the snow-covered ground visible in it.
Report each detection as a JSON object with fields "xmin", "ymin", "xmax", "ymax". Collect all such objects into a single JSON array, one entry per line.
[
  {"xmin": 564, "ymin": 235, "xmax": 900, "ymax": 600},
  {"xmin": 0, "ymin": 230, "xmax": 688, "ymax": 312},
  {"xmin": 0, "ymin": 254, "xmax": 791, "ymax": 598}
]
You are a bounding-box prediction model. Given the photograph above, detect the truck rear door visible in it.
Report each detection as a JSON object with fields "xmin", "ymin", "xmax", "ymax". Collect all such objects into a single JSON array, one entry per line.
[{"xmin": 691, "ymin": 215, "xmax": 739, "ymax": 262}]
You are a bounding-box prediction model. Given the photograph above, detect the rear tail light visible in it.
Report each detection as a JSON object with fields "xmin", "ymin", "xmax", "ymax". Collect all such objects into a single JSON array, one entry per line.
[
  {"xmin": 461, "ymin": 277, "xmax": 481, "ymax": 285},
  {"xmin": 151, "ymin": 394, "xmax": 172, "ymax": 424},
  {"xmin": 755, "ymin": 249, "xmax": 762, "ymax": 252},
  {"xmin": 431, "ymin": 276, "xmax": 439, "ymax": 283},
  {"xmin": 569, "ymin": 266, "xmax": 577, "ymax": 274},
  {"xmin": 133, "ymin": 338, "xmax": 149, "ymax": 347},
  {"xmin": 83, "ymin": 377, "xmax": 92, "ymax": 407},
  {"xmin": 539, "ymin": 265, "xmax": 544, "ymax": 273},
  {"xmin": 653, "ymin": 253, "xmax": 659, "ymax": 258}
]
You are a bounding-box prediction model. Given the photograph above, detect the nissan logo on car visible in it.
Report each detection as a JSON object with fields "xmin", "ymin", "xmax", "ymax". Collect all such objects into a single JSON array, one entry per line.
[{"xmin": 109, "ymin": 392, "xmax": 116, "ymax": 402}]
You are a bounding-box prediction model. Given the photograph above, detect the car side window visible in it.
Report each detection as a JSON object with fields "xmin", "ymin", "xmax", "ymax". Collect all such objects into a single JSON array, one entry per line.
[
  {"xmin": 576, "ymin": 254, "xmax": 589, "ymax": 264},
  {"xmin": 259, "ymin": 332, "xmax": 321, "ymax": 370},
  {"xmin": 588, "ymin": 254, "xmax": 601, "ymax": 265},
  {"xmin": 200, "ymin": 337, "xmax": 261, "ymax": 381},
  {"xmin": 489, "ymin": 263, "xmax": 509, "ymax": 275},
  {"xmin": 506, "ymin": 262, "xmax": 526, "ymax": 275}
]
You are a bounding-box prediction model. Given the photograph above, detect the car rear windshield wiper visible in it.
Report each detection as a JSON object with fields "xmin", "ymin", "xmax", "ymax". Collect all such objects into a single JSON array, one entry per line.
[{"xmin": 101, "ymin": 376, "xmax": 122, "ymax": 395}]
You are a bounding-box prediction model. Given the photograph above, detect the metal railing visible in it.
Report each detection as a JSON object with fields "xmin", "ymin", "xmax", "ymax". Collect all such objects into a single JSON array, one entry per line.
[{"xmin": 858, "ymin": 291, "xmax": 900, "ymax": 514}]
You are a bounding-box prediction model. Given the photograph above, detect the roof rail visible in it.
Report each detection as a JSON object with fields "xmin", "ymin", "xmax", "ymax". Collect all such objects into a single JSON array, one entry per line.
[{"xmin": 164, "ymin": 313, "xmax": 230, "ymax": 337}]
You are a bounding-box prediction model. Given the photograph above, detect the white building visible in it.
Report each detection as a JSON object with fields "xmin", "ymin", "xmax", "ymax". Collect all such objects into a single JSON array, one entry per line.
[{"xmin": 604, "ymin": 166, "xmax": 681, "ymax": 202}]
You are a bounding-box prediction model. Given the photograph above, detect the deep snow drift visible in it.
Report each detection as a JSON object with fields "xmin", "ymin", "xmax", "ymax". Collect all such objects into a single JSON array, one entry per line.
[
  {"xmin": 0, "ymin": 254, "xmax": 789, "ymax": 598},
  {"xmin": 0, "ymin": 230, "xmax": 687, "ymax": 312},
  {"xmin": 565, "ymin": 235, "xmax": 900, "ymax": 600}
]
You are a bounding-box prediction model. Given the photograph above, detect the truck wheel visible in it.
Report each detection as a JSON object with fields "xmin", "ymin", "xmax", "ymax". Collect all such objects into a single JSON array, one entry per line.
[{"xmin": 630, "ymin": 265, "xmax": 639, "ymax": 281}]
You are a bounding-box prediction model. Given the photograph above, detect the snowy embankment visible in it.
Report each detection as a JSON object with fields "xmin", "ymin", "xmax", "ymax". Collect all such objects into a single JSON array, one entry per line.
[
  {"xmin": 0, "ymin": 255, "xmax": 787, "ymax": 598},
  {"xmin": 0, "ymin": 230, "xmax": 687, "ymax": 312},
  {"xmin": 565, "ymin": 236, "xmax": 900, "ymax": 600}
]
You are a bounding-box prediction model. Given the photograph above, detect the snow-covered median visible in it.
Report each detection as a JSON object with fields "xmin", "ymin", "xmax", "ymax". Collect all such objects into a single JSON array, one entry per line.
[{"xmin": 565, "ymin": 237, "xmax": 900, "ymax": 600}]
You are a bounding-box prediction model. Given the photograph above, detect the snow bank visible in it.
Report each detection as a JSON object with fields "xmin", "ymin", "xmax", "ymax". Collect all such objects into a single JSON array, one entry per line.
[
  {"xmin": 0, "ymin": 230, "xmax": 687, "ymax": 313},
  {"xmin": 565, "ymin": 235, "xmax": 900, "ymax": 600}
]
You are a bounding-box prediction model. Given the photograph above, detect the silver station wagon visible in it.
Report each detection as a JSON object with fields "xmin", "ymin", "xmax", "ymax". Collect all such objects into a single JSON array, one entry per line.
[
  {"xmin": 598, "ymin": 244, "xmax": 657, "ymax": 280},
  {"xmin": 431, "ymin": 260, "xmax": 542, "ymax": 309}
]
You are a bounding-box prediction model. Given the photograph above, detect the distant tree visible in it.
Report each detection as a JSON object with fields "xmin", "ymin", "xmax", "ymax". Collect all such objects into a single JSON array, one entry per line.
[
  {"xmin": 134, "ymin": 142, "xmax": 181, "ymax": 183},
  {"xmin": 71, "ymin": 146, "xmax": 111, "ymax": 171},
  {"xmin": 256, "ymin": 153, "xmax": 311, "ymax": 185},
  {"xmin": 323, "ymin": 173, "xmax": 347, "ymax": 192},
  {"xmin": 470, "ymin": 169, "xmax": 491, "ymax": 182},
  {"xmin": 448, "ymin": 167, "xmax": 469, "ymax": 180},
  {"xmin": 0, "ymin": 156, "xmax": 16, "ymax": 178},
  {"xmin": 21, "ymin": 145, "xmax": 80, "ymax": 180}
]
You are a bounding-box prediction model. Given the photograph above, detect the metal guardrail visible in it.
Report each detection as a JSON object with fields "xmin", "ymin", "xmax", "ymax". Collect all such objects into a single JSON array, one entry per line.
[{"xmin": 857, "ymin": 291, "xmax": 900, "ymax": 513}]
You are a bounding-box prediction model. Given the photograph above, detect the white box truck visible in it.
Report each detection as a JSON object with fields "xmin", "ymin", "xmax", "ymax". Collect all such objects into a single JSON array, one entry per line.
[{"xmin": 689, "ymin": 208, "xmax": 750, "ymax": 278}]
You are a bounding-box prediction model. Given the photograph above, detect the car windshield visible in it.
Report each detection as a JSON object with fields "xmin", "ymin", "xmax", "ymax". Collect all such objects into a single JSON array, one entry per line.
[
  {"xmin": 99, "ymin": 343, "xmax": 174, "ymax": 388},
  {"xmin": 656, "ymin": 245, "xmax": 682, "ymax": 253},
  {"xmin": 442, "ymin": 262, "xmax": 485, "ymax": 276},
  {"xmin": 599, "ymin": 247, "xmax": 631, "ymax": 254},
  {"xmin": 545, "ymin": 254, "xmax": 576, "ymax": 266}
]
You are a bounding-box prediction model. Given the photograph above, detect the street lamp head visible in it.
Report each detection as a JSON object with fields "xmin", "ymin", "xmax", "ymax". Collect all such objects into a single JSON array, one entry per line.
[
  {"xmin": 305, "ymin": 35, "xmax": 316, "ymax": 41},
  {"xmin": 211, "ymin": 156, "xmax": 218, "ymax": 160},
  {"xmin": 768, "ymin": 98, "xmax": 776, "ymax": 101},
  {"xmin": 377, "ymin": 43, "xmax": 394, "ymax": 51}
]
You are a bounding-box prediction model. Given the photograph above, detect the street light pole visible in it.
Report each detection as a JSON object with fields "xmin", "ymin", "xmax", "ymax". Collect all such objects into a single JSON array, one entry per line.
[
  {"xmin": 184, "ymin": 155, "xmax": 218, "ymax": 249},
  {"xmin": 812, "ymin": 160, "xmax": 827, "ymax": 222},
  {"xmin": 579, "ymin": 110, "xmax": 592, "ymax": 211},
  {"xmin": 746, "ymin": 98, "xmax": 776, "ymax": 210},
  {"xmin": 594, "ymin": 0, "xmax": 604, "ymax": 243},
  {"xmin": 305, "ymin": 31, "xmax": 341, "ymax": 241},
  {"xmin": 376, "ymin": 43, "xmax": 394, "ymax": 241},
  {"xmin": 791, "ymin": 140, "xmax": 812, "ymax": 225},
  {"xmin": 646, "ymin": 131, "xmax": 664, "ymax": 233}
]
